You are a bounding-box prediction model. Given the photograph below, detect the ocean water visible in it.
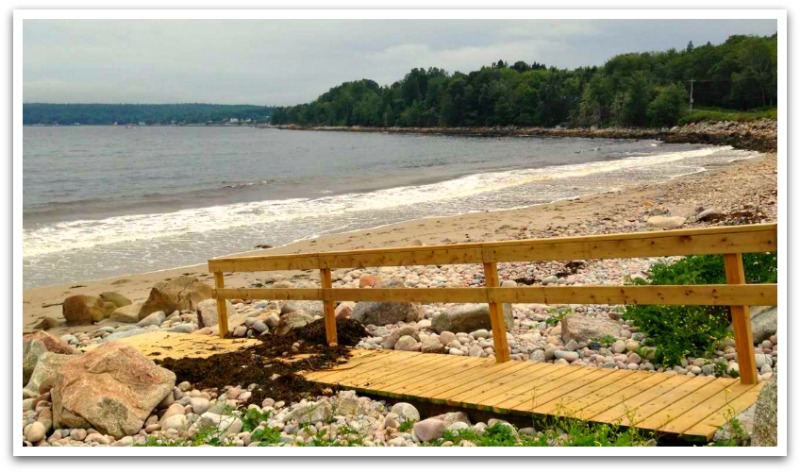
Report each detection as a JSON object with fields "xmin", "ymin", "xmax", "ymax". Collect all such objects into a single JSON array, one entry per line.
[{"xmin": 22, "ymin": 126, "xmax": 756, "ymax": 289}]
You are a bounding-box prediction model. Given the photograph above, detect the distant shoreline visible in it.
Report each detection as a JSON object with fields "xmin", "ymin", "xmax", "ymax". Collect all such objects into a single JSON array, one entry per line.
[{"xmin": 262, "ymin": 121, "xmax": 777, "ymax": 153}]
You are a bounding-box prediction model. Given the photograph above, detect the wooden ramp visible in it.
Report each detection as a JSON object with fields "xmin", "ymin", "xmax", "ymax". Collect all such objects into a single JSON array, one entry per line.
[{"xmin": 303, "ymin": 349, "xmax": 765, "ymax": 440}]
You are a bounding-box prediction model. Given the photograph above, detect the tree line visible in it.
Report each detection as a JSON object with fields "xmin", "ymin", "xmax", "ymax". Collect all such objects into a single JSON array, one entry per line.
[
  {"xmin": 23, "ymin": 103, "xmax": 275, "ymax": 125},
  {"xmin": 270, "ymin": 34, "xmax": 777, "ymax": 129}
]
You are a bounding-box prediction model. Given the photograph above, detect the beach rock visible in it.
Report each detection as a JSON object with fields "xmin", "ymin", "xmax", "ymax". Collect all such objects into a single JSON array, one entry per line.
[
  {"xmin": 751, "ymin": 375, "xmax": 777, "ymax": 446},
  {"xmin": 99, "ymin": 292, "xmax": 132, "ymax": 308},
  {"xmin": 110, "ymin": 302, "xmax": 145, "ymax": 323},
  {"xmin": 413, "ymin": 418, "xmax": 446, "ymax": 442},
  {"xmin": 280, "ymin": 300, "xmax": 323, "ymax": 317},
  {"xmin": 137, "ymin": 311, "xmax": 167, "ymax": 327},
  {"xmin": 335, "ymin": 302, "xmax": 355, "ymax": 320},
  {"xmin": 431, "ymin": 303, "xmax": 513, "ymax": 334},
  {"xmin": 285, "ymin": 400, "xmax": 332, "ymax": 424},
  {"xmin": 264, "ymin": 313, "xmax": 280, "ymax": 329},
  {"xmin": 195, "ymin": 299, "xmax": 236, "ymax": 329},
  {"xmin": 52, "ymin": 341, "xmax": 176, "ymax": 439},
  {"xmin": 434, "ymin": 411, "xmax": 470, "ymax": 427},
  {"xmin": 744, "ymin": 306, "xmax": 777, "ymax": 344},
  {"xmin": 561, "ymin": 314, "xmax": 623, "ymax": 344},
  {"xmin": 138, "ymin": 276, "xmax": 213, "ymax": 318},
  {"xmin": 359, "ymin": 275, "xmax": 381, "ymax": 288},
  {"xmin": 274, "ymin": 310, "xmax": 316, "ymax": 336},
  {"xmin": 32, "ymin": 316, "xmax": 59, "ymax": 331},
  {"xmin": 25, "ymin": 422, "xmax": 47, "ymax": 443},
  {"xmin": 394, "ymin": 335, "xmax": 419, "ymax": 351},
  {"xmin": 63, "ymin": 295, "xmax": 116, "ymax": 325},
  {"xmin": 23, "ymin": 352, "xmax": 75, "ymax": 399},
  {"xmin": 421, "ymin": 335, "xmax": 445, "ymax": 353},
  {"xmin": 382, "ymin": 325, "xmax": 420, "ymax": 349},
  {"xmin": 352, "ymin": 300, "xmax": 422, "ymax": 326},
  {"xmin": 23, "ymin": 331, "xmax": 78, "ymax": 385},
  {"xmin": 646, "ymin": 216, "xmax": 686, "ymax": 229},
  {"xmin": 390, "ymin": 402, "xmax": 420, "ymax": 422}
]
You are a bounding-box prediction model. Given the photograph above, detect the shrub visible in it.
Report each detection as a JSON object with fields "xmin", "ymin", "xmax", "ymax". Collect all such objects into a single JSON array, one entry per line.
[{"xmin": 623, "ymin": 253, "xmax": 776, "ymax": 367}]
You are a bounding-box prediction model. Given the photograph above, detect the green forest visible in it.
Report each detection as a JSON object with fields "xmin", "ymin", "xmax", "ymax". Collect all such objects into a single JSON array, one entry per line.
[
  {"xmin": 23, "ymin": 103, "xmax": 274, "ymax": 125},
  {"xmin": 270, "ymin": 34, "xmax": 777, "ymax": 129}
]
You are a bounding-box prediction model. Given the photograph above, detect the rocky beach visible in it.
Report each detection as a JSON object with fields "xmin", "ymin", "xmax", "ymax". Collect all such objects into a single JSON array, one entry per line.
[{"xmin": 21, "ymin": 144, "xmax": 779, "ymax": 448}]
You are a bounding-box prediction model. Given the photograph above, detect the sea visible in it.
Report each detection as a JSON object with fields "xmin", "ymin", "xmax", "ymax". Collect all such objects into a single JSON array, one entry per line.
[{"xmin": 22, "ymin": 125, "xmax": 757, "ymax": 289}]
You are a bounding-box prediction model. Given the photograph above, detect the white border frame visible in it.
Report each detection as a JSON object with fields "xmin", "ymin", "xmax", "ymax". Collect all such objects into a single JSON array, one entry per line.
[{"xmin": 12, "ymin": 9, "xmax": 788, "ymax": 458}]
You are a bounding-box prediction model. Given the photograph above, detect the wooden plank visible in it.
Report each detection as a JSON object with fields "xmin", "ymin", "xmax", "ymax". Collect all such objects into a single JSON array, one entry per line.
[
  {"xmin": 483, "ymin": 262, "xmax": 510, "ymax": 363},
  {"xmin": 357, "ymin": 354, "xmax": 465, "ymax": 396},
  {"xmin": 303, "ymin": 350, "xmax": 398, "ymax": 383},
  {"xmin": 424, "ymin": 359, "xmax": 536, "ymax": 404},
  {"xmin": 215, "ymin": 284, "xmax": 776, "ymax": 307},
  {"xmin": 495, "ymin": 366, "xmax": 611, "ymax": 413},
  {"xmin": 336, "ymin": 352, "xmax": 446, "ymax": 391},
  {"xmin": 320, "ymin": 268, "xmax": 338, "ymax": 346},
  {"xmin": 484, "ymin": 227, "xmax": 776, "ymax": 263},
  {"xmin": 469, "ymin": 363, "xmax": 579, "ymax": 411},
  {"xmin": 391, "ymin": 357, "xmax": 495, "ymax": 398},
  {"xmin": 549, "ymin": 371, "xmax": 655, "ymax": 417},
  {"xmin": 307, "ymin": 350, "xmax": 419, "ymax": 384},
  {"xmin": 208, "ymin": 224, "xmax": 776, "ymax": 272},
  {"xmin": 588, "ymin": 375, "xmax": 695, "ymax": 425},
  {"xmin": 660, "ymin": 381, "xmax": 761, "ymax": 435},
  {"xmin": 633, "ymin": 377, "xmax": 739, "ymax": 432},
  {"xmin": 528, "ymin": 369, "xmax": 637, "ymax": 415},
  {"xmin": 455, "ymin": 364, "xmax": 563, "ymax": 410},
  {"xmin": 454, "ymin": 362, "xmax": 578, "ymax": 410},
  {"xmin": 682, "ymin": 382, "xmax": 765, "ymax": 439},
  {"xmin": 570, "ymin": 372, "xmax": 669, "ymax": 420},
  {"xmin": 724, "ymin": 253, "xmax": 758, "ymax": 385},
  {"xmin": 614, "ymin": 376, "xmax": 718, "ymax": 428},
  {"xmin": 215, "ymin": 288, "xmax": 323, "ymax": 301},
  {"xmin": 213, "ymin": 272, "xmax": 229, "ymax": 337}
]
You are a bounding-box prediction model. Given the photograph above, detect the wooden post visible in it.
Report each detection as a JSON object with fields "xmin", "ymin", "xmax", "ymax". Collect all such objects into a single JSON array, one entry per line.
[
  {"xmin": 483, "ymin": 262, "xmax": 510, "ymax": 363},
  {"xmin": 723, "ymin": 253, "xmax": 757, "ymax": 384},
  {"xmin": 213, "ymin": 272, "xmax": 229, "ymax": 338},
  {"xmin": 320, "ymin": 268, "xmax": 338, "ymax": 346}
]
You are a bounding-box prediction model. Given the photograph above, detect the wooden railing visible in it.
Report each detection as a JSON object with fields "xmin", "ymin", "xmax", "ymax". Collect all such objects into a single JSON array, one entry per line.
[{"xmin": 209, "ymin": 223, "xmax": 777, "ymax": 384}]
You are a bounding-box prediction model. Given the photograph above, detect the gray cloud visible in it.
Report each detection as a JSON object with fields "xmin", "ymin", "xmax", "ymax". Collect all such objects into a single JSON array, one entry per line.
[{"xmin": 23, "ymin": 19, "xmax": 777, "ymax": 105}]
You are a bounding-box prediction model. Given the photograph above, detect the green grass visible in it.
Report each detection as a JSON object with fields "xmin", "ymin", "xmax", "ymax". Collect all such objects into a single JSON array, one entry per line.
[{"xmin": 678, "ymin": 107, "xmax": 777, "ymax": 125}]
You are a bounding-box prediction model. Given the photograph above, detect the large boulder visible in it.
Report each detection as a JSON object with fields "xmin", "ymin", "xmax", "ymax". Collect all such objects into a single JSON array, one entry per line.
[
  {"xmin": 99, "ymin": 292, "xmax": 132, "ymax": 309},
  {"xmin": 63, "ymin": 295, "xmax": 116, "ymax": 325},
  {"xmin": 52, "ymin": 341, "xmax": 176, "ymax": 439},
  {"xmin": 23, "ymin": 352, "xmax": 75, "ymax": 399},
  {"xmin": 280, "ymin": 300, "xmax": 323, "ymax": 317},
  {"xmin": 351, "ymin": 279, "xmax": 424, "ymax": 326},
  {"xmin": 751, "ymin": 375, "xmax": 777, "ymax": 446},
  {"xmin": 560, "ymin": 314, "xmax": 624, "ymax": 344},
  {"xmin": 431, "ymin": 303, "xmax": 513, "ymax": 334},
  {"xmin": 196, "ymin": 298, "xmax": 236, "ymax": 329},
  {"xmin": 274, "ymin": 311, "xmax": 316, "ymax": 336},
  {"xmin": 23, "ymin": 331, "xmax": 78, "ymax": 385},
  {"xmin": 110, "ymin": 302, "xmax": 145, "ymax": 323},
  {"xmin": 138, "ymin": 276, "xmax": 213, "ymax": 318},
  {"xmin": 746, "ymin": 306, "xmax": 777, "ymax": 344}
]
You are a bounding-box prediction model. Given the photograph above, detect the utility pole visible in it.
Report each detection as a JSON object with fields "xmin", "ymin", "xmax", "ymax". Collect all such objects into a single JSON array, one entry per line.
[{"xmin": 688, "ymin": 79, "xmax": 696, "ymax": 112}]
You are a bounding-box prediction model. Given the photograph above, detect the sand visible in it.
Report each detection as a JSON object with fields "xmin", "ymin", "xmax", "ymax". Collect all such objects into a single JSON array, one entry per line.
[{"xmin": 21, "ymin": 152, "xmax": 777, "ymax": 336}]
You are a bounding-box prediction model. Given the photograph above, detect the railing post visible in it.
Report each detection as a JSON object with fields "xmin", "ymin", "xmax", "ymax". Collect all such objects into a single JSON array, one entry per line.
[
  {"xmin": 483, "ymin": 262, "xmax": 510, "ymax": 363},
  {"xmin": 320, "ymin": 268, "xmax": 338, "ymax": 346},
  {"xmin": 723, "ymin": 253, "xmax": 757, "ymax": 384},
  {"xmin": 213, "ymin": 272, "xmax": 229, "ymax": 338}
]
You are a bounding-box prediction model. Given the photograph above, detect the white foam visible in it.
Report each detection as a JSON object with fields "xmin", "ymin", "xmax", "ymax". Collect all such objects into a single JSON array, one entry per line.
[{"xmin": 22, "ymin": 146, "xmax": 734, "ymax": 258}]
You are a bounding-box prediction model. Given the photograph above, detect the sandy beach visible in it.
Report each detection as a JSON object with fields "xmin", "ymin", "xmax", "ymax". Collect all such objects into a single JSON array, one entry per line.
[{"xmin": 21, "ymin": 151, "xmax": 777, "ymax": 336}]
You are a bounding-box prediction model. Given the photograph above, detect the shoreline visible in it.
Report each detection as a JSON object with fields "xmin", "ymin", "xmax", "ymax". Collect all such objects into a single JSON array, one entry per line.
[
  {"xmin": 21, "ymin": 151, "xmax": 777, "ymax": 335},
  {"xmin": 263, "ymin": 119, "xmax": 777, "ymax": 153}
]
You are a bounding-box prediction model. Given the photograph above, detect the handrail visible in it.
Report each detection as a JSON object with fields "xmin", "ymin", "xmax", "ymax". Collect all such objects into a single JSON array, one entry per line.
[{"xmin": 208, "ymin": 223, "xmax": 777, "ymax": 384}]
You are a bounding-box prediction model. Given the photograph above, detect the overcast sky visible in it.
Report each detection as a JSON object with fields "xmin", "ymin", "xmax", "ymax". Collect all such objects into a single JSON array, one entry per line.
[{"xmin": 23, "ymin": 19, "xmax": 777, "ymax": 106}]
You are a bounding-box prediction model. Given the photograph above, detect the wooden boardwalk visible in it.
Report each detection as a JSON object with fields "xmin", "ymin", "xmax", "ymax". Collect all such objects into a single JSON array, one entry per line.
[{"xmin": 303, "ymin": 349, "xmax": 766, "ymax": 440}]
